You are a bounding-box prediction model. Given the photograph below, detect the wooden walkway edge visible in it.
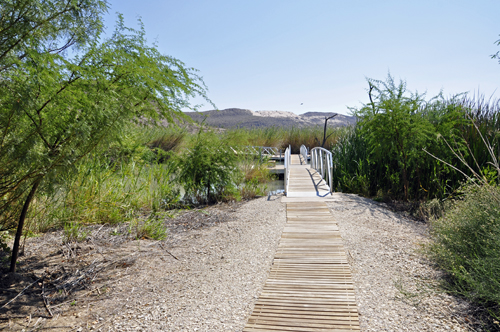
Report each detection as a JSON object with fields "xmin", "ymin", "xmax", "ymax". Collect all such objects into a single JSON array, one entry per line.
[
  {"xmin": 287, "ymin": 155, "xmax": 331, "ymax": 197},
  {"xmin": 244, "ymin": 201, "xmax": 360, "ymax": 331}
]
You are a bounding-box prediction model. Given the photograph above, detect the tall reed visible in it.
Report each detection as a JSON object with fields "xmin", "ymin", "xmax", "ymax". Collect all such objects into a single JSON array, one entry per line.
[
  {"xmin": 231, "ymin": 126, "xmax": 346, "ymax": 153},
  {"xmin": 331, "ymin": 77, "xmax": 500, "ymax": 201}
]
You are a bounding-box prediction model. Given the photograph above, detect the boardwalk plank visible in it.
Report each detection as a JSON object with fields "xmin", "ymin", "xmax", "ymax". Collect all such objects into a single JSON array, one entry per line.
[{"xmin": 244, "ymin": 192, "xmax": 359, "ymax": 331}]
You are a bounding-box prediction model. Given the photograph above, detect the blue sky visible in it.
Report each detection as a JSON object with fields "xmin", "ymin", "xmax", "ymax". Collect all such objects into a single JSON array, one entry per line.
[{"xmin": 104, "ymin": 1, "xmax": 500, "ymax": 115}]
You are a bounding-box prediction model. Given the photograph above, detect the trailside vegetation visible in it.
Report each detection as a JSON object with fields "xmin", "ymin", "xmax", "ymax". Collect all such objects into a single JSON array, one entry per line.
[
  {"xmin": 177, "ymin": 130, "xmax": 241, "ymax": 205},
  {"xmin": 428, "ymin": 184, "xmax": 500, "ymax": 321},
  {"xmin": 0, "ymin": 0, "xmax": 210, "ymax": 272},
  {"xmin": 331, "ymin": 72, "xmax": 500, "ymax": 324},
  {"xmin": 332, "ymin": 74, "xmax": 498, "ymax": 202}
]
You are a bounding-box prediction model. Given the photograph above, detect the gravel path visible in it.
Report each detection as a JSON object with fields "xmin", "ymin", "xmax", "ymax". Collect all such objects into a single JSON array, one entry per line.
[
  {"xmin": 3, "ymin": 193, "xmax": 476, "ymax": 331},
  {"xmin": 101, "ymin": 196, "xmax": 286, "ymax": 331},
  {"xmin": 326, "ymin": 193, "xmax": 472, "ymax": 332}
]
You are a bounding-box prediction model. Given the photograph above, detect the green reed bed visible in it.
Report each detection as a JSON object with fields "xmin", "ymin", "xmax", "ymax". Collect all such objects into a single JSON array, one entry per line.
[
  {"xmin": 331, "ymin": 75, "xmax": 500, "ymax": 202},
  {"xmin": 232, "ymin": 125, "xmax": 345, "ymax": 153},
  {"xmin": 329, "ymin": 75, "xmax": 500, "ymax": 325},
  {"xmin": 428, "ymin": 184, "xmax": 500, "ymax": 321},
  {"xmin": 14, "ymin": 125, "xmax": 276, "ymax": 241}
]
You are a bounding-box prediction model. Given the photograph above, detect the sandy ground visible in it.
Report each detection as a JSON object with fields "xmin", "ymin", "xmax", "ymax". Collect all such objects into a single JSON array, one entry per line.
[{"xmin": 0, "ymin": 193, "xmax": 486, "ymax": 331}]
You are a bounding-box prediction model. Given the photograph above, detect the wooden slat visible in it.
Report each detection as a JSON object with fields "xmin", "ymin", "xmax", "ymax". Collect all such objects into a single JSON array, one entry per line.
[
  {"xmin": 244, "ymin": 201, "xmax": 360, "ymax": 331},
  {"xmin": 287, "ymin": 156, "xmax": 331, "ymax": 197}
]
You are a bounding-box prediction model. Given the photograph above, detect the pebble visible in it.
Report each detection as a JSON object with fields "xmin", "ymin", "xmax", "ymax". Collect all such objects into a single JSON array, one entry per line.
[{"xmin": 327, "ymin": 194, "xmax": 471, "ymax": 331}]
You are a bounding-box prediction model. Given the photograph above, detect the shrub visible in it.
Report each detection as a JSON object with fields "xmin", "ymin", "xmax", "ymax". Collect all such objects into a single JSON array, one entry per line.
[
  {"xmin": 129, "ymin": 214, "xmax": 167, "ymax": 240},
  {"xmin": 331, "ymin": 126, "xmax": 371, "ymax": 195},
  {"xmin": 238, "ymin": 162, "xmax": 273, "ymax": 199},
  {"xmin": 177, "ymin": 130, "xmax": 241, "ymax": 205},
  {"xmin": 428, "ymin": 185, "xmax": 500, "ymax": 316},
  {"xmin": 63, "ymin": 222, "xmax": 90, "ymax": 244}
]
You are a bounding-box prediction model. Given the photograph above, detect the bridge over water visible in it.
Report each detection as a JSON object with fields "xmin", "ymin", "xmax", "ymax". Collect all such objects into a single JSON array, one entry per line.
[{"xmin": 244, "ymin": 146, "xmax": 360, "ymax": 331}]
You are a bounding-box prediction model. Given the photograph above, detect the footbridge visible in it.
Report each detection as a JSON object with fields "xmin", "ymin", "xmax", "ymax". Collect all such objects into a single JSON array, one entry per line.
[{"xmin": 244, "ymin": 145, "xmax": 360, "ymax": 331}]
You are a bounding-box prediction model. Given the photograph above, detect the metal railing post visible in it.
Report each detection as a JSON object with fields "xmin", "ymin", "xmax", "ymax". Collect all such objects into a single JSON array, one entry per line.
[{"xmin": 310, "ymin": 147, "xmax": 334, "ymax": 193}]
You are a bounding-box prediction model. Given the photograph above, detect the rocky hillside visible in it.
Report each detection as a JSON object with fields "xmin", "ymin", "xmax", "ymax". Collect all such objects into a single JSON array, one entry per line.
[{"xmin": 184, "ymin": 108, "xmax": 356, "ymax": 129}]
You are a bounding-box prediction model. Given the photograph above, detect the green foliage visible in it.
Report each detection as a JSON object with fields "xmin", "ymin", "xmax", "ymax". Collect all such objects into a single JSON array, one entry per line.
[
  {"xmin": 331, "ymin": 126, "xmax": 370, "ymax": 195},
  {"xmin": 353, "ymin": 74, "xmax": 438, "ymax": 200},
  {"xmin": 25, "ymin": 144, "xmax": 180, "ymax": 234},
  {"xmin": 129, "ymin": 214, "xmax": 167, "ymax": 240},
  {"xmin": 63, "ymin": 222, "xmax": 89, "ymax": 244},
  {"xmin": 177, "ymin": 130, "xmax": 241, "ymax": 205},
  {"xmin": 0, "ymin": 231, "xmax": 11, "ymax": 253},
  {"xmin": 331, "ymin": 75, "xmax": 498, "ymax": 201},
  {"xmin": 0, "ymin": 1, "xmax": 210, "ymax": 271},
  {"xmin": 492, "ymin": 35, "xmax": 500, "ymax": 64},
  {"xmin": 428, "ymin": 185, "xmax": 500, "ymax": 314},
  {"xmin": 238, "ymin": 159, "xmax": 273, "ymax": 199}
]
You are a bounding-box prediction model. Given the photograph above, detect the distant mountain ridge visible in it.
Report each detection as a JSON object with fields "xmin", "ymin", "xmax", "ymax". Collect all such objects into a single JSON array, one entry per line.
[{"xmin": 184, "ymin": 108, "xmax": 356, "ymax": 129}]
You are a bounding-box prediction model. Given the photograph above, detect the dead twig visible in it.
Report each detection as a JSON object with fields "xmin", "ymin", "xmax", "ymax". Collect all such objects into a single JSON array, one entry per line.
[
  {"xmin": 50, "ymin": 275, "xmax": 129, "ymax": 308},
  {"xmin": 158, "ymin": 242, "xmax": 179, "ymax": 260},
  {"xmin": 0, "ymin": 315, "xmax": 51, "ymax": 320},
  {"xmin": 1, "ymin": 276, "xmax": 42, "ymax": 308},
  {"xmin": 41, "ymin": 280, "xmax": 53, "ymax": 318},
  {"xmin": 28, "ymin": 317, "xmax": 44, "ymax": 331}
]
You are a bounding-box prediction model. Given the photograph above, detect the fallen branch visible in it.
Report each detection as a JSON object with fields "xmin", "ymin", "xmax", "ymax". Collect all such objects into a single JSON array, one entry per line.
[
  {"xmin": 41, "ymin": 280, "xmax": 53, "ymax": 318},
  {"xmin": 0, "ymin": 315, "xmax": 52, "ymax": 320}
]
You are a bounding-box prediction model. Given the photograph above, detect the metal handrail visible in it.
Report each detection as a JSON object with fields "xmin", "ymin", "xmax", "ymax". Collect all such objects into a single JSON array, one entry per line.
[
  {"xmin": 299, "ymin": 144, "xmax": 308, "ymax": 165},
  {"xmin": 310, "ymin": 147, "xmax": 333, "ymax": 193},
  {"xmin": 284, "ymin": 145, "xmax": 291, "ymax": 194},
  {"xmin": 233, "ymin": 146, "xmax": 283, "ymax": 160},
  {"xmin": 243, "ymin": 146, "xmax": 280, "ymax": 155}
]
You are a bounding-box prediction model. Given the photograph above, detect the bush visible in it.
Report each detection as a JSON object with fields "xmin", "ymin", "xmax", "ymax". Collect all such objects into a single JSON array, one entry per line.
[
  {"xmin": 177, "ymin": 130, "xmax": 241, "ymax": 205},
  {"xmin": 129, "ymin": 214, "xmax": 168, "ymax": 240},
  {"xmin": 428, "ymin": 185, "xmax": 500, "ymax": 316},
  {"xmin": 239, "ymin": 163, "xmax": 273, "ymax": 199},
  {"xmin": 63, "ymin": 222, "xmax": 90, "ymax": 244},
  {"xmin": 332, "ymin": 75, "xmax": 500, "ymax": 201},
  {"xmin": 331, "ymin": 126, "xmax": 370, "ymax": 195}
]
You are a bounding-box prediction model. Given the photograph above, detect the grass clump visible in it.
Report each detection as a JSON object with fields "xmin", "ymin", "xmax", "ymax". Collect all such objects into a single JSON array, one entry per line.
[
  {"xmin": 238, "ymin": 159, "xmax": 274, "ymax": 199},
  {"xmin": 177, "ymin": 130, "xmax": 241, "ymax": 205},
  {"xmin": 129, "ymin": 214, "xmax": 168, "ymax": 240},
  {"xmin": 63, "ymin": 222, "xmax": 90, "ymax": 244},
  {"xmin": 428, "ymin": 184, "xmax": 500, "ymax": 319}
]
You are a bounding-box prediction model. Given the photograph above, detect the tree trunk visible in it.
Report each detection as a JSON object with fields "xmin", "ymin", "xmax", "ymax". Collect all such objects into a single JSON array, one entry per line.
[
  {"xmin": 10, "ymin": 178, "xmax": 41, "ymax": 273},
  {"xmin": 321, "ymin": 114, "xmax": 338, "ymax": 147},
  {"xmin": 206, "ymin": 179, "xmax": 211, "ymax": 205}
]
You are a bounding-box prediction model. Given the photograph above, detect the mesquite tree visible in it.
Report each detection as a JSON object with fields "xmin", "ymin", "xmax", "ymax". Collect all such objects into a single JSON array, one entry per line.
[
  {"xmin": 353, "ymin": 74, "xmax": 434, "ymax": 201},
  {"xmin": 320, "ymin": 114, "xmax": 338, "ymax": 148},
  {"xmin": 0, "ymin": 0, "xmax": 210, "ymax": 272}
]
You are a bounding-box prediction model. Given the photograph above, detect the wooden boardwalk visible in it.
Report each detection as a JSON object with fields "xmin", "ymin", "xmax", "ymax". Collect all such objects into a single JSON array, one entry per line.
[
  {"xmin": 244, "ymin": 199, "xmax": 360, "ymax": 331},
  {"xmin": 287, "ymin": 155, "xmax": 330, "ymax": 197}
]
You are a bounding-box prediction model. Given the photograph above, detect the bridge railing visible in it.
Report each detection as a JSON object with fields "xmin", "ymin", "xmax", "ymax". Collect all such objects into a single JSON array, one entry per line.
[
  {"xmin": 284, "ymin": 145, "xmax": 291, "ymax": 194},
  {"xmin": 310, "ymin": 147, "xmax": 333, "ymax": 193},
  {"xmin": 299, "ymin": 144, "xmax": 308, "ymax": 164},
  {"xmin": 234, "ymin": 146, "xmax": 283, "ymax": 160}
]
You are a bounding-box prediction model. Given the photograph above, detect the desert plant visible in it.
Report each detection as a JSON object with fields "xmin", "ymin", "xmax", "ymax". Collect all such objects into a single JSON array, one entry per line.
[
  {"xmin": 333, "ymin": 75, "xmax": 479, "ymax": 201},
  {"xmin": 425, "ymin": 98, "xmax": 500, "ymax": 322},
  {"xmin": 331, "ymin": 126, "xmax": 370, "ymax": 194},
  {"xmin": 0, "ymin": 3, "xmax": 210, "ymax": 272},
  {"xmin": 129, "ymin": 214, "xmax": 168, "ymax": 240},
  {"xmin": 177, "ymin": 130, "xmax": 241, "ymax": 205},
  {"xmin": 428, "ymin": 185, "xmax": 500, "ymax": 313},
  {"xmin": 63, "ymin": 222, "xmax": 90, "ymax": 244},
  {"xmin": 238, "ymin": 158, "xmax": 274, "ymax": 199},
  {"xmin": 353, "ymin": 74, "xmax": 436, "ymax": 200},
  {"xmin": 24, "ymin": 151, "xmax": 180, "ymax": 234}
]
